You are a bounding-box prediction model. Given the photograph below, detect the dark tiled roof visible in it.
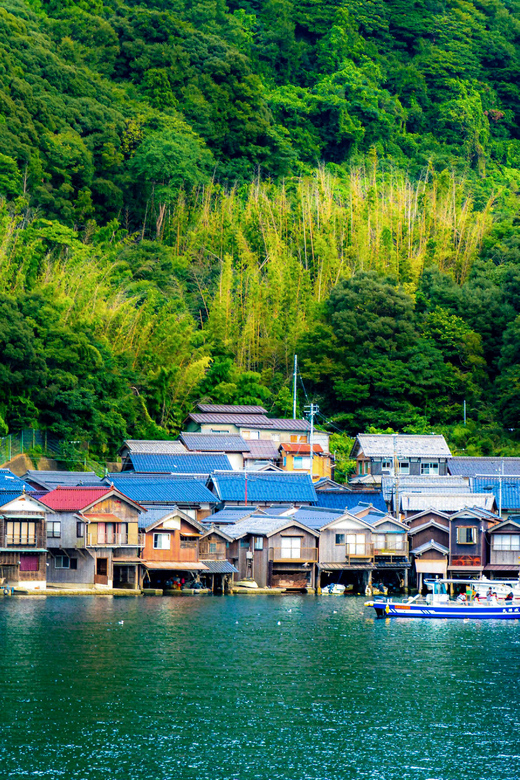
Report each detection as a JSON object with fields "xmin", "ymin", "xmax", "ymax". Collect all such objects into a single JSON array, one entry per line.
[
  {"xmin": 204, "ymin": 506, "xmax": 259, "ymax": 524},
  {"xmin": 243, "ymin": 440, "xmax": 280, "ymax": 460},
  {"xmin": 189, "ymin": 413, "xmax": 311, "ymax": 430},
  {"xmin": 316, "ymin": 491, "xmax": 387, "ymax": 513},
  {"xmin": 120, "ymin": 440, "xmax": 187, "ymax": 454},
  {"xmin": 450, "ymin": 458, "xmax": 520, "ymax": 477},
  {"xmin": 210, "ymin": 472, "xmax": 317, "ymax": 504},
  {"xmin": 108, "ymin": 477, "xmax": 218, "ymax": 505},
  {"xmin": 180, "ymin": 433, "xmax": 250, "ymax": 452},
  {"xmin": 23, "ymin": 470, "xmax": 103, "ymax": 490},
  {"xmin": 196, "ymin": 404, "xmax": 268, "ymax": 414},
  {"xmin": 199, "ymin": 560, "xmax": 239, "ymax": 574},
  {"xmin": 129, "ymin": 453, "xmax": 233, "ymax": 473}
]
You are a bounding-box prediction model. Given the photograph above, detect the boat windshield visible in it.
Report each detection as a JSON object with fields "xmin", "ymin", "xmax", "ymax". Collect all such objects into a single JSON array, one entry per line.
[{"xmin": 432, "ymin": 581, "xmax": 448, "ymax": 595}]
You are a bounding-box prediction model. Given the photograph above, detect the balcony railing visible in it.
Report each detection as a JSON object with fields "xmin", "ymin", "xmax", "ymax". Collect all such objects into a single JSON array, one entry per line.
[
  {"xmin": 374, "ymin": 540, "xmax": 409, "ymax": 559},
  {"xmin": 344, "ymin": 543, "xmax": 374, "ymax": 565},
  {"xmin": 269, "ymin": 547, "xmax": 318, "ymax": 562},
  {"xmin": 87, "ymin": 533, "xmax": 145, "ymax": 547},
  {"xmin": 199, "ymin": 544, "xmax": 227, "ymax": 560},
  {"xmin": 4, "ymin": 534, "xmax": 45, "ymax": 547}
]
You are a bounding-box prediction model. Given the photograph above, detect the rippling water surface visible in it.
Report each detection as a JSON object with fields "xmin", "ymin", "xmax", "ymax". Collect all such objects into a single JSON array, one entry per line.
[{"xmin": 1, "ymin": 595, "xmax": 520, "ymax": 780}]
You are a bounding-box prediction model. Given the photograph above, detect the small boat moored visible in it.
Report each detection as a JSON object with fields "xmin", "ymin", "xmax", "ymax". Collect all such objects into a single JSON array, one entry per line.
[{"xmin": 366, "ymin": 578, "xmax": 520, "ymax": 619}]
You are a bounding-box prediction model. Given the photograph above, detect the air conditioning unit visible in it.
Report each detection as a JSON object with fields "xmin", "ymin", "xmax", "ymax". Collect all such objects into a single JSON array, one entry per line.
[{"xmin": 246, "ymin": 551, "xmax": 253, "ymax": 559}]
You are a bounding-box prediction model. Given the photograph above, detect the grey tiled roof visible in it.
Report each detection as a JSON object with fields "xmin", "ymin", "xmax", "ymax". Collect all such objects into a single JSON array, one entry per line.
[
  {"xmin": 189, "ymin": 413, "xmax": 311, "ymax": 431},
  {"xmin": 224, "ymin": 516, "xmax": 312, "ymax": 538},
  {"xmin": 449, "ymin": 457, "xmax": 520, "ymax": 477},
  {"xmin": 180, "ymin": 433, "xmax": 250, "ymax": 452},
  {"xmin": 121, "ymin": 440, "xmax": 187, "ymax": 454},
  {"xmin": 205, "ymin": 506, "xmax": 260, "ymax": 524},
  {"xmin": 243, "ymin": 440, "xmax": 280, "ymax": 460},
  {"xmin": 197, "ymin": 404, "xmax": 268, "ymax": 414},
  {"xmin": 401, "ymin": 494, "xmax": 495, "ymax": 512},
  {"xmin": 199, "ymin": 560, "xmax": 239, "ymax": 574},
  {"xmin": 353, "ymin": 434, "xmax": 452, "ymax": 458},
  {"xmin": 382, "ymin": 476, "xmax": 469, "ymax": 502},
  {"xmin": 23, "ymin": 470, "xmax": 102, "ymax": 490}
]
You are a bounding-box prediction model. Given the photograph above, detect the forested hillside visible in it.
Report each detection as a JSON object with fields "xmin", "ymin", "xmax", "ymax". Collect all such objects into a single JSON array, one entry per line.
[{"xmin": 1, "ymin": 0, "xmax": 520, "ymax": 459}]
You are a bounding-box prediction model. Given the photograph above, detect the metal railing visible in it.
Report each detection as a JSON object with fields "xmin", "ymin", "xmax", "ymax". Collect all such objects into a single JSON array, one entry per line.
[{"xmin": 269, "ymin": 547, "xmax": 318, "ymax": 562}]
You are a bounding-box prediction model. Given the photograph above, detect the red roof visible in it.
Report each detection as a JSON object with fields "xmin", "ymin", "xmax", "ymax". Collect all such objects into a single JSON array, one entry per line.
[
  {"xmin": 280, "ymin": 443, "xmax": 324, "ymax": 454},
  {"xmin": 39, "ymin": 486, "xmax": 112, "ymax": 512}
]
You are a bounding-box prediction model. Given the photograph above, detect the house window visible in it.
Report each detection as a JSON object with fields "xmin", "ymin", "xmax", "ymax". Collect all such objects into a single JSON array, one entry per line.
[
  {"xmin": 399, "ymin": 461, "xmax": 410, "ymax": 475},
  {"xmin": 381, "ymin": 459, "xmax": 392, "ymax": 472},
  {"xmin": 421, "ymin": 461, "xmax": 439, "ymax": 475},
  {"xmin": 55, "ymin": 556, "xmax": 78, "ymax": 570},
  {"xmin": 335, "ymin": 533, "xmax": 345, "ymax": 545},
  {"xmin": 293, "ymin": 456, "xmax": 311, "ymax": 470},
  {"xmin": 457, "ymin": 526, "xmax": 477, "ymax": 544},
  {"xmin": 280, "ymin": 537, "xmax": 301, "ymax": 558},
  {"xmin": 6, "ymin": 521, "xmax": 36, "ymax": 545},
  {"xmin": 153, "ymin": 533, "xmax": 170, "ymax": 550},
  {"xmin": 242, "ymin": 430, "xmax": 259, "ymax": 440},
  {"xmin": 240, "ymin": 539, "xmax": 250, "ymax": 548},
  {"xmin": 209, "ymin": 542, "xmax": 217, "ymax": 553},
  {"xmin": 346, "ymin": 534, "xmax": 367, "ymax": 555},
  {"xmin": 271, "ymin": 433, "xmax": 280, "ymax": 442},
  {"xmin": 493, "ymin": 534, "xmax": 520, "ymax": 551},
  {"xmin": 254, "ymin": 537, "xmax": 263, "ymax": 550},
  {"xmin": 77, "ymin": 522, "xmax": 84, "ymax": 538},
  {"xmin": 46, "ymin": 521, "xmax": 61, "ymax": 538}
]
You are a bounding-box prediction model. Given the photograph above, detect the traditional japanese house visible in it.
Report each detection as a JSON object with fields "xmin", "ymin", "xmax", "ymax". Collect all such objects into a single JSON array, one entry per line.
[
  {"xmin": 350, "ymin": 434, "xmax": 452, "ymax": 482},
  {"xmin": 0, "ymin": 492, "xmax": 50, "ymax": 590},
  {"xmin": 198, "ymin": 527, "xmax": 238, "ymax": 592},
  {"xmin": 279, "ymin": 443, "xmax": 333, "ymax": 480},
  {"xmin": 40, "ymin": 486, "xmax": 143, "ymax": 589},
  {"xmin": 119, "ymin": 439, "xmax": 187, "ymax": 471},
  {"xmin": 225, "ymin": 516, "xmax": 319, "ymax": 590},
  {"xmin": 407, "ymin": 508, "xmax": 451, "ymax": 587},
  {"xmin": 180, "ymin": 432, "xmax": 250, "ymax": 471},
  {"xmin": 139, "ymin": 507, "xmax": 210, "ymax": 588},
  {"xmin": 316, "ymin": 511, "xmax": 375, "ymax": 592},
  {"xmin": 448, "ymin": 507, "xmax": 499, "ymax": 578},
  {"xmin": 23, "ymin": 470, "xmax": 104, "ymax": 491},
  {"xmin": 486, "ymin": 518, "xmax": 520, "ymax": 577}
]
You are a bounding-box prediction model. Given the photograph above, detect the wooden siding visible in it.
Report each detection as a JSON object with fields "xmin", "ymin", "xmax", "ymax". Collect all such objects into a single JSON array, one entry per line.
[{"xmin": 411, "ymin": 526, "xmax": 449, "ymax": 551}]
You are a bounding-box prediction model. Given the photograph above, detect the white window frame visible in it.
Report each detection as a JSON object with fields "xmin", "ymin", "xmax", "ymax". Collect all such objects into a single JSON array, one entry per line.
[
  {"xmin": 280, "ymin": 537, "xmax": 301, "ymax": 559},
  {"xmin": 421, "ymin": 461, "xmax": 439, "ymax": 475},
  {"xmin": 335, "ymin": 533, "xmax": 345, "ymax": 545},
  {"xmin": 493, "ymin": 534, "xmax": 520, "ymax": 551},
  {"xmin": 293, "ymin": 456, "xmax": 311, "ymax": 470},
  {"xmin": 399, "ymin": 461, "xmax": 410, "ymax": 475},
  {"xmin": 153, "ymin": 533, "xmax": 171, "ymax": 550},
  {"xmin": 254, "ymin": 537, "xmax": 264, "ymax": 550},
  {"xmin": 346, "ymin": 534, "xmax": 366, "ymax": 555}
]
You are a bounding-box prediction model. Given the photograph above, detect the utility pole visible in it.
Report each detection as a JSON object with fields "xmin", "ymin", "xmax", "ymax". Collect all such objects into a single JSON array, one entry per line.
[
  {"xmin": 305, "ymin": 403, "xmax": 319, "ymax": 479},
  {"xmin": 463, "ymin": 399, "xmax": 467, "ymax": 425},
  {"xmin": 293, "ymin": 354, "xmax": 298, "ymax": 419},
  {"xmin": 393, "ymin": 433, "xmax": 399, "ymax": 517},
  {"xmin": 499, "ymin": 460, "xmax": 503, "ymax": 518}
]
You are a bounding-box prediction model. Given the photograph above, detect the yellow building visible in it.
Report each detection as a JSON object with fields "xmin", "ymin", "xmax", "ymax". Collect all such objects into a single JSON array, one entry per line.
[{"xmin": 279, "ymin": 443, "xmax": 332, "ymax": 481}]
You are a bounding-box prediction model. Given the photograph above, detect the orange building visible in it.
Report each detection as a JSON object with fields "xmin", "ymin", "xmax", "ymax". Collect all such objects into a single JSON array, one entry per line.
[
  {"xmin": 279, "ymin": 443, "xmax": 333, "ymax": 481},
  {"xmin": 140, "ymin": 508, "xmax": 209, "ymax": 588}
]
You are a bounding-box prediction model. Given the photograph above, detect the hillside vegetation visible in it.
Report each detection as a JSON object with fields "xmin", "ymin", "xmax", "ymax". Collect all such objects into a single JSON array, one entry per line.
[{"xmin": 1, "ymin": 0, "xmax": 520, "ymax": 459}]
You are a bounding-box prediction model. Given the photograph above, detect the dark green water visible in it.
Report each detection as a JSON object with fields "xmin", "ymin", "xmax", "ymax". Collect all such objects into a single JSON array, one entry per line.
[{"xmin": 1, "ymin": 596, "xmax": 520, "ymax": 780}]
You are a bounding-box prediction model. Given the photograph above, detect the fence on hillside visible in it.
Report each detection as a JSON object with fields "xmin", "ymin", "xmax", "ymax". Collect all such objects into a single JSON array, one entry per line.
[{"xmin": 0, "ymin": 429, "xmax": 106, "ymax": 476}]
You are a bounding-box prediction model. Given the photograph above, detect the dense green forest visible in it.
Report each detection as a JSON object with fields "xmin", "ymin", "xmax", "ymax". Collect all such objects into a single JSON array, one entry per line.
[{"xmin": 1, "ymin": 0, "xmax": 520, "ymax": 461}]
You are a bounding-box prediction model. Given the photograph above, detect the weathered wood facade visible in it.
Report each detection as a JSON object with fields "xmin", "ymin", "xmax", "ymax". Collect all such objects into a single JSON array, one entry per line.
[
  {"xmin": 140, "ymin": 508, "xmax": 209, "ymax": 588},
  {"xmin": 0, "ymin": 493, "xmax": 49, "ymax": 590}
]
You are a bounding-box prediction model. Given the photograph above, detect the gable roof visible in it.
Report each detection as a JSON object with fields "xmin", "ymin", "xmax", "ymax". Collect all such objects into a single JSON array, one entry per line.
[
  {"xmin": 408, "ymin": 519, "xmax": 450, "ymax": 536},
  {"xmin": 488, "ymin": 518, "xmax": 520, "ymax": 533},
  {"xmin": 316, "ymin": 490, "xmax": 387, "ymax": 513},
  {"xmin": 188, "ymin": 412, "xmax": 311, "ymax": 430},
  {"xmin": 405, "ymin": 508, "xmax": 451, "ymax": 523},
  {"xmin": 224, "ymin": 516, "xmax": 319, "ymax": 539},
  {"xmin": 39, "ymin": 486, "xmax": 116, "ymax": 512},
  {"xmin": 320, "ymin": 511, "xmax": 373, "ymax": 532},
  {"xmin": 196, "ymin": 404, "xmax": 268, "ymax": 414},
  {"xmin": 128, "ymin": 453, "xmax": 233, "ymax": 474},
  {"xmin": 200, "ymin": 526, "xmax": 234, "ymax": 542},
  {"xmin": 119, "ymin": 440, "xmax": 187, "ymax": 455},
  {"xmin": 209, "ymin": 471, "xmax": 317, "ymax": 504},
  {"xmin": 352, "ymin": 434, "xmax": 451, "ymax": 459},
  {"xmin": 204, "ymin": 506, "xmax": 261, "ymax": 524},
  {"xmin": 23, "ymin": 470, "xmax": 103, "ymax": 490},
  {"xmin": 180, "ymin": 433, "xmax": 250, "ymax": 452},
  {"xmin": 0, "ymin": 469, "xmax": 35, "ymax": 493},
  {"xmin": 292, "ymin": 506, "xmax": 345, "ymax": 529},
  {"xmin": 107, "ymin": 477, "xmax": 218, "ymax": 505},
  {"xmin": 412, "ymin": 539, "xmax": 449, "ymax": 556},
  {"xmin": 449, "ymin": 457, "xmax": 520, "ymax": 478},
  {"xmin": 0, "ymin": 492, "xmax": 55, "ymax": 513},
  {"xmin": 141, "ymin": 507, "xmax": 205, "ymax": 534}
]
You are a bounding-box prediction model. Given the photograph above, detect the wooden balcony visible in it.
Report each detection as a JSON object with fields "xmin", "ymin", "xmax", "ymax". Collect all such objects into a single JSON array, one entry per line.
[
  {"xmin": 4, "ymin": 533, "xmax": 46, "ymax": 548},
  {"xmin": 345, "ymin": 543, "xmax": 374, "ymax": 565},
  {"xmin": 199, "ymin": 543, "xmax": 227, "ymax": 561},
  {"xmin": 269, "ymin": 547, "xmax": 318, "ymax": 562}
]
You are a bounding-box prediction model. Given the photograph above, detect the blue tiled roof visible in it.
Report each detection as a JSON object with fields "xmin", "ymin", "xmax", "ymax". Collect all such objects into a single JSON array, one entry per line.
[
  {"xmin": 316, "ymin": 490, "xmax": 387, "ymax": 513},
  {"xmin": 204, "ymin": 506, "xmax": 259, "ymax": 524},
  {"xmin": 108, "ymin": 477, "xmax": 218, "ymax": 505},
  {"xmin": 0, "ymin": 469, "xmax": 35, "ymax": 493},
  {"xmin": 210, "ymin": 472, "xmax": 317, "ymax": 504},
  {"xmin": 293, "ymin": 507, "xmax": 344, "ymax": 529},
  {"xmin": 473, "ymin": 478, "xmax": 520, "ymax": 510},
  {"xmin": 129, "ymin": 453, "xmax": 233, "ymax": 473}
]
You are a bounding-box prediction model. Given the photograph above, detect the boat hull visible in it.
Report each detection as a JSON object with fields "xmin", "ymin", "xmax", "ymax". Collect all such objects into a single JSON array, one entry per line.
[{"xmin": 367, "ymin": 601, "xmax": 520, "ymax": 619}]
